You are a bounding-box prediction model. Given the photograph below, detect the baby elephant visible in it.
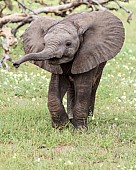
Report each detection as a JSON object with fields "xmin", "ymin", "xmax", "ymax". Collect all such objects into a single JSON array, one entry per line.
[{"xmin": 13, "ymin": 11, "xmax": 125, "ymax": 129}]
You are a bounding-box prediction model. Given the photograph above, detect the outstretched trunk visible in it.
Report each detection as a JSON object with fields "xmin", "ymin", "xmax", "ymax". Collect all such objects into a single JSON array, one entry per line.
[{"xmin": 13, "ymin": 49, "xmax": 55, "ymax": 68}]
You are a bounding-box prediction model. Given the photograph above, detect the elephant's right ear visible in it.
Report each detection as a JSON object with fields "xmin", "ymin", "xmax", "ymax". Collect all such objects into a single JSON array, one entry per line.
[{"xmin": 22, "ymin": 16, "xmax": 63, "ymax": 74}]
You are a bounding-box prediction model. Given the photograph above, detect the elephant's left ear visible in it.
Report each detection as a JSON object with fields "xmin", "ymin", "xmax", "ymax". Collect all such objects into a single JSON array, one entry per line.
[{"xmin": 71, "ymin": 11, "xmax": 125, "ymax": 74}]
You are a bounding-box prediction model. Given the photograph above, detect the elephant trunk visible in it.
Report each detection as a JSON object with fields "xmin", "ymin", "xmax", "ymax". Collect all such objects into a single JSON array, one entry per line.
[{"xmin": 13, "ymin": 49, "xmax": 55, "ymax": 68}]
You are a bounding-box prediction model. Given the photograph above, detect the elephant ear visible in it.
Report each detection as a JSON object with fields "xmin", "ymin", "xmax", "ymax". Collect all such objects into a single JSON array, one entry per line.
[
  {"xmin": 71, "ymin": 11, "xmax": 125, "ymax": 74},
  {"xmin": 22, "ymin": 16, "xmax": 63, "ymax": 74}
]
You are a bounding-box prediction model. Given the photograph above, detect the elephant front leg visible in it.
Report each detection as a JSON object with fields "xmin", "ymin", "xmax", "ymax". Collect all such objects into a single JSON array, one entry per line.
[{"xmin": 48, "ymin": 74, "xmax": 69, "ymax": 128}]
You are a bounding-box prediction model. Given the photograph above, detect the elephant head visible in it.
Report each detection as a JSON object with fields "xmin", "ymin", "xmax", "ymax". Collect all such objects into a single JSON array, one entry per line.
[{"xmin": 13, "ymin": 11, "xmax": 125, "ymax": 74}]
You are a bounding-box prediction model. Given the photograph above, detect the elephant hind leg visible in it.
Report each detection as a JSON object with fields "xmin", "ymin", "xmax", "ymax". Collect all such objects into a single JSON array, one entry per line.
[
  {"xmin": 89, "ymin": 62, "xmax": 106, "ymax": 117},
  {"xmin": 67, "ymin": 80, "xmax": 75, "ymax": 120}
]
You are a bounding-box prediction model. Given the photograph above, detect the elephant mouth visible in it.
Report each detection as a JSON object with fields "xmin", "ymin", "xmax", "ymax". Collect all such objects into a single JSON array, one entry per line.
[
  {"xmin": 48, "ymin": 55, "xmax": 73, "ymax": 65},
  {"xmin": 48, "ymin": 57, "xmax": 59, "ymax": 65}
]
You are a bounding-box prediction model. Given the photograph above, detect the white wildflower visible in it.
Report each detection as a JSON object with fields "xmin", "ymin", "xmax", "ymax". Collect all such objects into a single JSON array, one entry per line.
[
  {"xmin": 13, "ymin": 153, "xmax": 17, "ymax": 159},
  {"xmin": 121, "ymin": 96, "xmax": 126, "ymax": 100},
  {"xmin": 117, "ymin": 73, "xmax": 122, "ymax": 77},
  {"xmin": 36, "ymin": 158, "xmax": 40, "ymax": 162},
  {"xmin": 9, "ymin": 72, "xmax": 13, "ymax": 76},
  {"xmin": 64, "ymin": 160, "xmax": 73, "ymax": 165},
  {"xmin": 123, "ymin": 65, "xmax": 129, "ymax": 70},
  {"xmin": 13, "ymin": 74, "xmax": 17, "ymax": 79},
  {"xmin": 18, "ymin": 73, "xmax": 23, "ymax": 77},
  {"xmin": 32, "ymin": 98, "xmax": 36, "ymax": 102},
  {"xmin": 25, "ymin": 78, "xmax": 30, "ymax": 82},
  {"xmin": 59, "ymin": 158, "xmax": 62, "ymax": 161},
  {"xmin": 92, "ymin": 115, "xmax": 95, "ymax": 120},
  {"xmin": 7, "ymin": 98, "xmax": 10, "ymax": 102},
  {"xmin": 4, "ymin": 82, "xmax": 8, "ymax": 85},
  {"xmin": 128, "ymin": 49, "xmax": 132, "ymax": 53},
  {"xmin": 42, "ymin": 76, "xmax": 46, "ymax": 79},
  {"xmin": 118, "ymin": 99, "xmax": 121, "ymax": 102}
]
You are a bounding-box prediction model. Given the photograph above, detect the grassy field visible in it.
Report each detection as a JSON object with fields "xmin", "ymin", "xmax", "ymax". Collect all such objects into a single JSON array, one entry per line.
[{"xmin": 0, "ymin": 1, "xmax": 136, "ymax": 170}]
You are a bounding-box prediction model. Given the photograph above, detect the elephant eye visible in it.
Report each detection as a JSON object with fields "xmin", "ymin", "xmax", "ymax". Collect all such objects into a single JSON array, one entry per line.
[{"xmin": 66, "ymin": 41, "xmax": 72, "ymax": 47}]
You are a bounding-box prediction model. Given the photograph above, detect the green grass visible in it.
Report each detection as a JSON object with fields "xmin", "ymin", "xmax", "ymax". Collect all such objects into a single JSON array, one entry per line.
[{"xmin": 0, "ymin": 1, "xmax": 136, "ymax": 170}]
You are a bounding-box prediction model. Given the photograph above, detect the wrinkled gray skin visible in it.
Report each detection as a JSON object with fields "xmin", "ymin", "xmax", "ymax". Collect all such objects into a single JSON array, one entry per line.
[{"xmin": 13, "ymin": 11, "xmax": 125, "ymax": 129}]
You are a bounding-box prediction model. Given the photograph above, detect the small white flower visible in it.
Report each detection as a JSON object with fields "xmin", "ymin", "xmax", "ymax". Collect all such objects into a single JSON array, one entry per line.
[
  {"xmin": 118, "ymin": 99, "xmax": 122, "ymax": 102},
  {"xmin": 13, "ymin": 74, "xmax": 17, "ymax": 79},
  {"xmin": 32, "ymin": 98, "xmax": 36, "ymax": 102},
  {"xmin": 115, "ymin": 118, "xmax": 118, "ymax": 121},
  {"xmin": 59, "ymin": 158, "xmax": 62, "ymax": 161},
  {"xmin": 123, "ymin": 65, "xmax": 129, "ymax": 70},
  {"xmin": 9, "ymin": 72, "xmax": 13, "ymax": 76},
  {"xmin": 64, "ymin": 160, "xmax": 73, "ymax": 165},
  {"xmin": 128, "ymin": 49, "xmax": 132, "ymax": 53},
  {"xmin": 92, "ymin": 115, "xmax": 95, "ymax": 120},
  {"xmin": 13, "ymin": 153, "xmax": 17, "ymax": 159},
  {"xmin": 133, "ymin": 98, "xmax": 136, "ymax": 101},
  {"xmin": 4, "ymin": 82, "xmax": 8, "ymax": 85},
  {"xmin": 7, "ymin": 98, "xmax": 10, "ymax": 102},
  {"xmin": 18, "ymin": 73, "xmax": 23, "ymax": 77},
  {"xmin": 42, "ymin": 76, "xmax": 46, "ymax": 79},
  {"xmin": 121, "ymin": 96, "xmax": 126, "ymax": 100},
  {"xmin": 37, "ymin": 158, "xmax": 40, "ymax": 162},
  {"xmin": 117, "ymin": 73, "xmax": 122, "ymax": 77}
]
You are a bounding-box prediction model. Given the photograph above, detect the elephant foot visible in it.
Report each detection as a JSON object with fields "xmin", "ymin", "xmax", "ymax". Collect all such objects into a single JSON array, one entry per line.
[
  {"xmin": 75, "ymin": 126, "xmax": 88, "ymax": 133},
  {"xmin": 51, "ymin": 112, "xmax": 69, "ymax": 129},
  {"xmin": 70, "ymin": 118, "xmax": 88, "ymax": 130}
]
